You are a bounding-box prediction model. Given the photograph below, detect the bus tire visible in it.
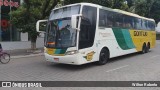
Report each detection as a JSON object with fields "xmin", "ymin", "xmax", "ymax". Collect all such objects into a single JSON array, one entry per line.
[
  {"xmin": 97, "ymin": 48, "xmax": 109, "ymax": 65},
  {"xmin": 141, "ymin": 43, "xmax": 146, "ymax": 54},
  {"xmin": 146, "ymin": 43, "xmax": 150, "ymax": 53}
]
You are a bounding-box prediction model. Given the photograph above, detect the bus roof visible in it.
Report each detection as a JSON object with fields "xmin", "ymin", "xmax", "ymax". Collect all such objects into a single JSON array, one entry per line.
[
  {"xmin": 113, "ymin": 9, "xmax": 154, "ymax": 21},
  {"xmin": 53, "ymin": 3, "xmax": 155, "ymax": 22}
]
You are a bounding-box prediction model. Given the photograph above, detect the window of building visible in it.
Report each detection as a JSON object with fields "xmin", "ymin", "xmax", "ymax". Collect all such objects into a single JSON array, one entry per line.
[{"xmin": 0, "ymin": 0, "xmax": 21, "ymax": 41}]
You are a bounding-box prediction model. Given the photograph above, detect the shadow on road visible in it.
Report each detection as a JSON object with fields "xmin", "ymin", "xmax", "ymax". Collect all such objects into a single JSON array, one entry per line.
[
  {"xmin": 46, "ymin": 50, "xmax": 154, "ymax": 71},
  {"xmin": 108, "ymin": 52, "xmax": 140, "ymax": 63},
  {"xmin": 47, "ymin": 62, "xmax": 99, "ymax": 71}
]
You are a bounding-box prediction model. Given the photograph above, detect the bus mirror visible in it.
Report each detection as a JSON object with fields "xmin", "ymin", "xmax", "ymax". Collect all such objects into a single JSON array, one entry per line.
[
  {"xmin": 71, "ymin": 14, "xmax": 82, "ymax": 30},
  {"xmin": 36, "ymin": 20, "xmax": 48, "ymax": 33},
  {"xmin": 71, "ymin": 15, "xmax": 77, "ymax": 30}
]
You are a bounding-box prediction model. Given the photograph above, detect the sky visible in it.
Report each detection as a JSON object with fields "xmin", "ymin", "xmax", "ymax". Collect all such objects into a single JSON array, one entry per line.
[{"xmin": 156, "ymin": 22, "xmax": 160, "ymax": 32}]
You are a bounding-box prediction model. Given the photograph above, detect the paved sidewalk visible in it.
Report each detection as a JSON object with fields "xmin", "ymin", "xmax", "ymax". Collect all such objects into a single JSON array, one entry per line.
[{"xmin": 5, "ymin": 48, "xmax": 44, "ymax": 59}]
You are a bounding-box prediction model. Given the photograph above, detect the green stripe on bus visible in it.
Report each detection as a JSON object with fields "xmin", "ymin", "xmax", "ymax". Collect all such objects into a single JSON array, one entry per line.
[
  {"xmin": 53, "ymin": 49, "xmax": 67, "ymax": 54},
  {"xmin": 59, "ymin": 49, "xmax": 67, "ymax": 54},
  {"xmin": 112, "ymin": 28, "xmax": 135, "ymax": 50},
  {"xmin": 121, "ymin": 29, "xmax": 135, "ymax": 49},
  {"xmin": 55, "ymin": 49, "xmax": 61, "ymax": 54}
]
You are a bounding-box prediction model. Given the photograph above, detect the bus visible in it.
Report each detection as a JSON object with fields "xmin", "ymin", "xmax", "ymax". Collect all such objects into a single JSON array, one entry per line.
[{"xmin": 36, "ymin": 3, "xmax": 156, "ymax": 65}]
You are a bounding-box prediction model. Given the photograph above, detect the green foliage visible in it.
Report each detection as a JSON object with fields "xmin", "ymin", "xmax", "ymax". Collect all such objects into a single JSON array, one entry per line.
[
  {"xmin": 128, "ymin": 0, "xmax": 160, "ymax": 24},
  {"xmin": 134, "ymin": 0, "xmax": 154, "ymax": 17},
  {"xmin": 149, "ymin": 0, "xmax": 160, "ymax": 24},
  {"xmin": 10, "ymin": 0, "xmax": 160, "ymax": 48},
  {"xmin": 10, "ymin": 0, "xmax": 59, "ymax": 43},
  {"xmin": 65, "ymin": 0, "xmax": 160, "ymax": 23}
]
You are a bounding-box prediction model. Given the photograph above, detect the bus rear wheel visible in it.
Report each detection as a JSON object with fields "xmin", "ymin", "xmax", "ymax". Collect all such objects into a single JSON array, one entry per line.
[
  {"xmin": 141, "ymin": 44, "xmax": 146, "ymax": 54},
  {"xmin": 97, "ymin": 48, "xmax": 109, "ymax": 65},
  {"xmin": 146, "ymin": 43, "xmax": 150, "ymax": 53},
  {"xmin": 145, "ymin": 46, "xmax": 149, "ymax": 53}
]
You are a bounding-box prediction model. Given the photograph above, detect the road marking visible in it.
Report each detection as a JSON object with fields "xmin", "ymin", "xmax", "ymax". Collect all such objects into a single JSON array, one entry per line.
[
  {"xmin": 149, "ymin": 55, "xmax": 160, "ymax": 59},
  {"xmin": 106, "ymin": 65, "xmax": 129, "ymax": 73}
]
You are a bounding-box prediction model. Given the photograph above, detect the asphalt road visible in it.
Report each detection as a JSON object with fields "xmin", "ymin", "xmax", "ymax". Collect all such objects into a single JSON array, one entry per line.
[{"xmin": 0, "ymin": 41, "xmax": 160, "ymax": 90}]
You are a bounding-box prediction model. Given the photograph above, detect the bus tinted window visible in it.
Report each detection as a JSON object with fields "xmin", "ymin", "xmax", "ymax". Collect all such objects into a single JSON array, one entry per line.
[
  {"xmin": 124, "ymin": 15, "xmax": 135, "ymax": 29},
  {"xmin": 99, "ymin": 9, "xmax": 107, "ymax": 27},
  {"xmin": 79, "ymin": 6, "xmax": 97, "ymax": 49},
  {"xmin": 135, "ymin": 18, "xmax": 142, "ymax": 30},
  {"xmin": 114, "ymin": 13, "xmax": 123, "ymax": 28},
  {"xmin": 150, "ymin": 21, "xmax": 155, "ymax": 30},
  {"xmin": 49, "ymin": 5, "xmax": 80, "ymax": 20},
  {"xmin": 147, "ymin": 21, "xmax": 155, "ymax": 30},
  {"xmin": 141, "ymin": 19, "xmax": 147, "ymax": 30},
  {"xmin": 106, "ymin": 11, "xmax": 114, "ymax": 27},
  {"xmin": 144, "ymin": 20, "xmax": 148, "ymax": 30},
  {"xmin": 98, "ymin": 9, "xmax": 155, "ymax": 31}
]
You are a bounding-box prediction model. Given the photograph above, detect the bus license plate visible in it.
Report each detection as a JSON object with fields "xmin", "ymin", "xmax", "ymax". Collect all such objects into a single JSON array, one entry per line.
[{"xmin": 54, "ymin": 58, "xmax": 59, "ymax": 61}]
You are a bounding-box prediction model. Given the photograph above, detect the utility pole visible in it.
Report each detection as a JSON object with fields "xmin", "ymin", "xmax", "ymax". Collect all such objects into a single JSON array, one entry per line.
[{"xmin": 10, "ymin": 0, "xmax": 12, "ymax": 41}]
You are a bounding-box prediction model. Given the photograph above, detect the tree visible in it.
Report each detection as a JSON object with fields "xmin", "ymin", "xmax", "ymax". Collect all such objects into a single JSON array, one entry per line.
[
  {"xmin": 127, "ymin": 0, "xmax": 160, "ymax": 24},
  {"xmin": 65, "ymin": 0, "xmax": 129, "ymax": 10},
  {"xmin": 149, "ymin": 0, "xmax": 160, "ymax": 24},
  {"xmin": 10, "ymin": 0, "xmax": 60, "ymax": 50}
]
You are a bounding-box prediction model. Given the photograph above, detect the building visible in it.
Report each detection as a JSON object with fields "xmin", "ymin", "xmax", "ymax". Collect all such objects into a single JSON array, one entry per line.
[{"xmin": 0, "ymin": 0, "xmax": 44, "ymax": 50}]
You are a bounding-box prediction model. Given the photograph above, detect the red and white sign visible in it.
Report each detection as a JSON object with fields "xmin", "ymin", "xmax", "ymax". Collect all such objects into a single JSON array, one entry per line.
[{"xmin": 0, "ymin": 0, "xmax": 19, "ymax": 8}]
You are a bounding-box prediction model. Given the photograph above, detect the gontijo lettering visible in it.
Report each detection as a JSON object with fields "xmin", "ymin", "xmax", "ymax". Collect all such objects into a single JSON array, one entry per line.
[{"xmin": 134, "ymin": 31, "xmax": 148, "ymax": 36}]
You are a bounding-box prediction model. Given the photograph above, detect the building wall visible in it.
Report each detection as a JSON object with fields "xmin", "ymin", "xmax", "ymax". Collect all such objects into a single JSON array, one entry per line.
[{"xmin": 1, "ymin": 37, "xmax": 44, "ymax": 50}]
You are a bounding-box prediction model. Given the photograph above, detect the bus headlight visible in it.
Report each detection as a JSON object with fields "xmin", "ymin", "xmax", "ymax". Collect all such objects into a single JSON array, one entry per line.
[
  {"xmin": 44, "ymin": 47, "xmax": 47, "ymax": 53},
  {"xmin": 65, "ymin": 50, "xmax": 78, "ymax": 55}
]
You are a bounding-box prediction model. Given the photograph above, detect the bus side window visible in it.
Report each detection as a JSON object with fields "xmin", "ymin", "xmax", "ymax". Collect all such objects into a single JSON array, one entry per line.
[
  {"xmin": 145, "ymin": 20, "xmax": 148, "ymax": 30},
  {"xmin": 151, "ymin": 21, "xmax": 155, "ymax": 30},
  {"xmin": 148, "ymin": 21, "xmax": 154, "ymax": 30},
  {"xmin": 99, "ymin": 9, "xmax": 106, "ymax": 27},
  {"xmin": 124, "ymin": 15, "xmax": 134, "ymax": 29},
  {"xmin": 106, "ymin": 11, "xmax": 114, "ymax": 27},
  {"xmin": 141, "ymin": 19, "xmax": 147, "ymax": 30},
  {"xmin": 135, "ymin": 18, "xmax": 142, "ymax": 30},
  {"xmin": 114, "ymin": 13, "xmax": 123, "ymax": 28}
]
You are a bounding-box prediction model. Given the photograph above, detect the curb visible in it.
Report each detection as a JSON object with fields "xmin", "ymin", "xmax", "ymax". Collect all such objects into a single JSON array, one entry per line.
[{"xmin": 11, "ymin": 53, "xmax": 44, "ymax": 59}]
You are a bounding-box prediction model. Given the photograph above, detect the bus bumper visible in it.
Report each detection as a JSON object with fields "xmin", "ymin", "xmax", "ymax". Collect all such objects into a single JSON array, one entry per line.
[{"xmin": 44, "ymin": 53, "xmax": 82, "ymax": 65}]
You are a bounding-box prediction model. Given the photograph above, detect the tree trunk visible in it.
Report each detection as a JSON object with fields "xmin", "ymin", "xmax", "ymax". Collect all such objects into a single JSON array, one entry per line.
[
  {"xmin": 31, "ymin": 42, "xmax": 36, "ymax": 50},
  {"xmin": 31, "ymin": 35, "xmax": 38, "ymax": 50}
]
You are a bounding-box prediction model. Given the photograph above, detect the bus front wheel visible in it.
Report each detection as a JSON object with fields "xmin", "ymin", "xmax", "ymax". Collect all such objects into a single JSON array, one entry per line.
[{"xmin": 97, "ymin": 48, "xmax": 109, "ymax": 65}]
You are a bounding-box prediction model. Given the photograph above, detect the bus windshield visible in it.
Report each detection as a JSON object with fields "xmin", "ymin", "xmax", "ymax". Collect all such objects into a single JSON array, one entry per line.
[{"xmin": 45, "ymin": 5, "xmax": 80, "ymax": 48}]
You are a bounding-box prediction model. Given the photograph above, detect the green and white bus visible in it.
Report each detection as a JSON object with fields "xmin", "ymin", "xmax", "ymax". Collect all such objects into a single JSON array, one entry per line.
[{"xmin": 36, "ymin": 3, "xmax": 156, "ymax": 65}]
